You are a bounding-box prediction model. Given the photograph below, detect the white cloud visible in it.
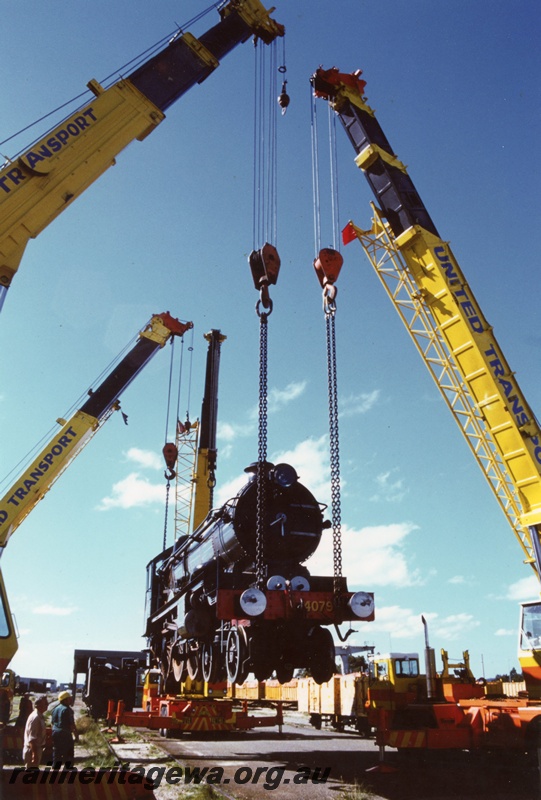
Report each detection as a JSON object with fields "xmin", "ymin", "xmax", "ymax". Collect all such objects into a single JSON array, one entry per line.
[
  {"xmin": 217, "ymin": 422, "xmax": 238, "ymax": 442},
  {"xmin": 339, "ymin": 390, "xmax": 380, "ymax": 418},
  {"xmin": 448, "ymin": 575, "xmax": 466, "ymax": 585},
  {"xmin": 215, "ymin": 473, "xmax": 253, "ymax": 506},
  {"xmin": 367, "ymin": 605, "xmax": 430, "ymax": 640},
  {"xmin": 272, "ymin": 435, "xmax": 330, "ymax": 501},
  {"xmin": 33, "ymin": 604, "xmax": 77, "ymax": 616},
  {"xmin": 495, "ymin": 628, "xmax": 515, "ymax": 637},
  {"xmin": 98, "ymin": 472, "xmax": 166, "ymax": 510},
  {"xmin": 216, "ymin": 382, "xmax": 307, "ymax": 446},
  {"xmin": 370, "ymin": 468, "xmax": 408, "ymax": 503},
  {"xmin": 365, "ymin": 607, "xmax": 479, "ymax": 643},
  {"xmin": 267, "ymin": 381, "xmax": 307, "ymax": 414},
  {"xmin": 212, "ymin": 435, "xmax": 421, "ymax": 590},
  {"xmin": 306, "ymin": 521, "xmax": 421, "ymax": 589},
  {"xmin": 431, "ymin": 612, "xmax": 480, "ymax": 641},
  {"xmin": 215, "ymin": 435, "xmax": 329, "ymax": 507},
  {"xmin": 249, "ymin": 380, "xmax": 307, "ymax": 421},
  {"xmin": 125, "ymin": 447, "xmax": 162, "ymax": 470},
  {"xmin": 217, "ymin": 420, "xmax": 254, "ymax": 444},
  {"xmin": 506, "ymin": 575, "xmax": 539, "ymax": 601}
]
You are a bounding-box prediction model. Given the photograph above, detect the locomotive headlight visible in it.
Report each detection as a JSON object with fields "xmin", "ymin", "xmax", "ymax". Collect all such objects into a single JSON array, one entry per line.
[
  {"xmin": 290, "ymin": 576, "xmax": 310, "ymax": 591},
  {"xmin": 267, "ymin": 575, "xmax": 286, "ymax": 590},
  {"xmin": 349, "ymin": 591, "xmax": 375, "ymax": 619},
  {"xmin": 240, "ymin": 588, "xmax": 267, "ymax": 616},
  {"xmin": 271, "ymin": 463, "xmax": 298, "ymax": 487}
]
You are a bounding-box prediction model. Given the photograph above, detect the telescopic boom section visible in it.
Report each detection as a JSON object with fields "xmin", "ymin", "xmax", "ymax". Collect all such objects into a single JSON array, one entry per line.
[
  {"xmin": 192, "ymin": 329, "xmax": 226, "ymax": 530},
  {"xmin": 0, "ymin": 0, "xmax": 284, "ymax": 308},
  {"xmin": 0, "ymin": 312, "xmax": 192, "ymax": 549},
  {"xmin": 312, "ymin": 67, "xmax": 541, "ymax": 561}
]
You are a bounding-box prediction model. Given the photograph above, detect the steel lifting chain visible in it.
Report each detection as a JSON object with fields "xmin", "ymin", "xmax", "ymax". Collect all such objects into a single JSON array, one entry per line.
[
  {"xmin": 324, "ymin": 290, "xmax": 343, "ymax": 600},
  {"xmin": 255, "ymin": 301, "xmax": 271, "ymax": 589},
  {"xmin": 207, "ymin": 475, "xmax": 215, "ymax": 512},
  {"xmin": 249, "ymin": 242, "xmax": 280, "ymax": 590}
]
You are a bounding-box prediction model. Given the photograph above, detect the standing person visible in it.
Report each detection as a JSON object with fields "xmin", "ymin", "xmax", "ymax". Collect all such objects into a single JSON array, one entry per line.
[
  {"xmin": 51, "ymin": 690, "xmax": 77, "ymax": 765},
  {"xmin": 16, "ymin": 693, "xmax": 33, "ymax": 728},
  {"xmin": 22, "ymin": 695, "xmax": 49, "ymax": 768}
]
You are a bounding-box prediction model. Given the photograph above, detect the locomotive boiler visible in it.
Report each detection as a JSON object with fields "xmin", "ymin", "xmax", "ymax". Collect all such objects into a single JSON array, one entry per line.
[{"xmin": 145, "ymin": 461, "xmax": 374, "ymax": 689}]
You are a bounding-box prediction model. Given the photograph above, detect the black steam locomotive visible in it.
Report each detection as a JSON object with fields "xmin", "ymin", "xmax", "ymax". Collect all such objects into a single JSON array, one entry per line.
[{"xmin": 145, "ymin": 462, "xmax": 374, "ymax": 689}]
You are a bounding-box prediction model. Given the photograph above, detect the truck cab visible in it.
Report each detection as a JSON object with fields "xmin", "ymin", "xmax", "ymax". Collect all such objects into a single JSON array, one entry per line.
[{"xmin": 367, "ymin": 653, "xmax": 425, "ymax": 714}]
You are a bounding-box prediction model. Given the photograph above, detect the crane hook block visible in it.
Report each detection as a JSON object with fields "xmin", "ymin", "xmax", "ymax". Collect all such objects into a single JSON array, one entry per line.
[
  {"xmin": 249, "ymin": 243, "xmax": 281, "ymax": 290},
  {"xmin": 313, "ymin": 248, "xmax": 343, "ymax": 289},
  {"xmin": 163, "ymin": 443, "xmax": 178, "ymax": 471},
  {"xmin": 278, "ymin": 80, "xmax": 290, "ymax": 114}
]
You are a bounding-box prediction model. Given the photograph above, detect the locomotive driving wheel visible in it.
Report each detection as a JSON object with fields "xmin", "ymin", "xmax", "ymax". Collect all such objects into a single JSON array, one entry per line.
[
  {"xmin": 186, "ymin": 643, "xmax": 200, "ymax": 680},
  {"xmin": 226, "ymin": 625, "xmax": 250, "ymax": 685},
  {"xmin": 308, "ymin": 626, "xmax": 336, "ymax": 685},
  {"xmin": 275, "ymin": 660, "xmax": 294, "ymax": 684},
  {"xmin": 158, "ymin": 634, "xmax": 174, "ymax": 686},
  {"xmin": 172, "ymin": 642, "xmax": 188, "ymax": 682},
  {"xmin": 201, "ymin": 641, "xmax": 219, "ymax": 683}
]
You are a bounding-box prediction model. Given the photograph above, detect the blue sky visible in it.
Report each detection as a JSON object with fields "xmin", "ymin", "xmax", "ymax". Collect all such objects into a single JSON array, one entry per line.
[{"xmin": 1, "ymin": 1, "xmax": 540, "ymax": 683}]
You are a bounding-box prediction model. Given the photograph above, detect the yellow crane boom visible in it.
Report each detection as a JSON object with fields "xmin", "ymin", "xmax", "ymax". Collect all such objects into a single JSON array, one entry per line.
[
  {"xmin": 0, "ymin": 0, "xmax": 284, "ymax": 310},
  {"xmin": 0, "ymin": 312, "xmax": 191, "ymax": 549},
  {"xmin": 312, "ymin": 67, "xmax": 541, "ymax": 696}
]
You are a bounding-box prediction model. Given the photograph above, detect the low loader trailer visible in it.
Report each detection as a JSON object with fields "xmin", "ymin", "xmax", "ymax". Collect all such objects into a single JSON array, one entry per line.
[{"xmin": 106, "ymin": 696, "xmax": 284, "ymax": 736}]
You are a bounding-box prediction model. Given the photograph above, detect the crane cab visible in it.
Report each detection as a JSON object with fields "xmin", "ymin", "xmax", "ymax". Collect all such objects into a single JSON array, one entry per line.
[{"xmin": 519, "ymin": 601, "xmax": 541, "ymax": 698}]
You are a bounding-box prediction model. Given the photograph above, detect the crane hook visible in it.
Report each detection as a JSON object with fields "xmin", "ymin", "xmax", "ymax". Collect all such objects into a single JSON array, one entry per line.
[
  {"xmin": 313, "ymin": 248, "xmax": 343, "ymax": 313},
  {"xmin": 278, "ymin": 80, "xmax": 290, "ymax": 114},
  {"xmin": 163, "ymin": 442, "xmax": 178, "ymax": 481}
]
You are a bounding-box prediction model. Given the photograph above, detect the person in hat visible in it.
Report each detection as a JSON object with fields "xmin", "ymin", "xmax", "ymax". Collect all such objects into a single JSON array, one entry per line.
[
  {"xmin": 51, "ymin": 690, "xmax": 77, "ymax": 765},
  {"xmin": 22, "ymin": 694, "xmax": 49, "ymax": 767}
]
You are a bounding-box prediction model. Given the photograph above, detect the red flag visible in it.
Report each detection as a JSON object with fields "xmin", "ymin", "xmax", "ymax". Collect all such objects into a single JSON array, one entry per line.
[{"xmin": 342, "ymin": 221, "xmax": 358, "ymax": 245}]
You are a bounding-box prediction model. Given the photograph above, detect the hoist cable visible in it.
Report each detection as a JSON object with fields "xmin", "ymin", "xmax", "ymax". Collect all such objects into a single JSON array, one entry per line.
[
  {"xmin": 252, "ymin": 41, "xmax": 279, "ymax": 248},
  {"xmin": 310, "ymin": 94, "xmax": 322, "ymax": 256},
  {"xmin": 175, "ymin": 335, "xmax": 186, "ymax": 424},
  {"xmin": 1, "ymin": 5, "xmax": 218, "ymax": 156},
  {"xmin": 163, "ymin": 482, "xmax": 171, "ymax": 552},
  {"xmin": 252, "ymin": 43, "xmax": 266, "ymax": 248},
  {"xmin": 0, "ymin": 322, "xmax": 143, "ymax": 493},
  {"xmin": 163, "ymin": 337, "xmax": 176, "ymax": 444},
  {"xmin": 328, "ymin": 106, "xmax": 341, "ymax": 252},
  {"xmin": 184, "ymin": 327, "xmax": 195, "ymax": 421},
  {"xmin": 252, "ymin": 45, "xmax": 260, "ymax": 248},
  {"xmin": 266, "ymin": 41, "xmax": 279, "ymax": 245}
]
